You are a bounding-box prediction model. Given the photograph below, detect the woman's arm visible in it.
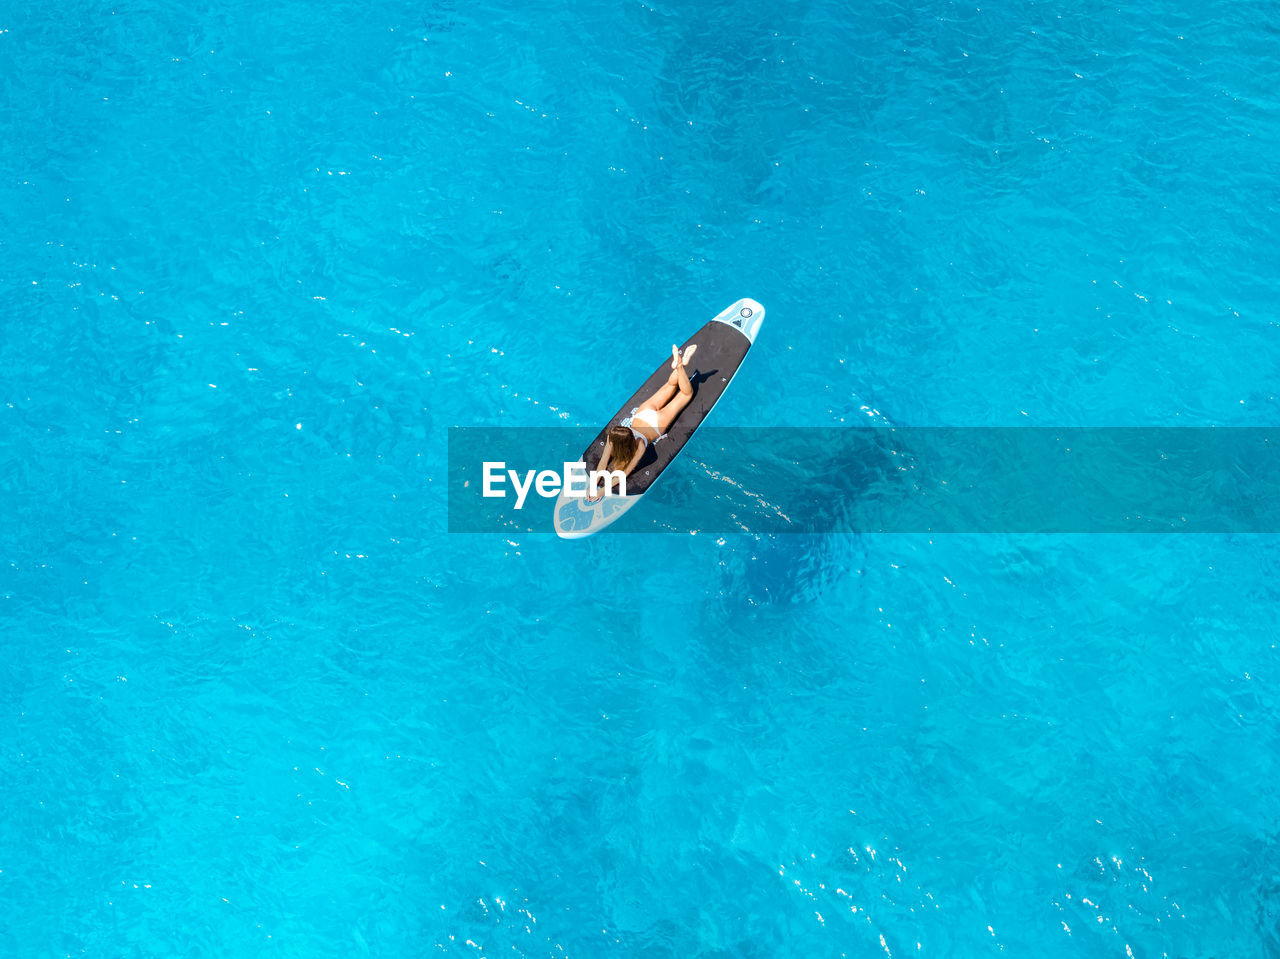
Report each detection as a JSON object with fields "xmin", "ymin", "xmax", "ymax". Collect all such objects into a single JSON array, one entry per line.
[
  {"xmin": 588, "ymin": 439, "xmax": 645, "ymax": 500},
  {"xmin": 602, "ymin": 444, "xmax": 645, "ymax": 496},
  {"xmin": 587, "ymin": 440, "xmax": 613, "ymax": 501}
]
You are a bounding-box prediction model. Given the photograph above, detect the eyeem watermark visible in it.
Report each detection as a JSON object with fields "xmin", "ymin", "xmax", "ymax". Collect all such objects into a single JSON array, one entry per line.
[
  {"xmin": 482, "ymin": 461, "xmax": 625, "ymax": 509},
  {"xmin": 451, "ymin": 427, "xmax": 1280, "ymax": 533}
]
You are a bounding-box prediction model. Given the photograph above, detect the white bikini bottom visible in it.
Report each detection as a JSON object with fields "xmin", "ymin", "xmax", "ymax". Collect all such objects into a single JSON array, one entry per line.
[{"xmin": 621, "ymin": 407, "xmax": 664, "ymax": 440}]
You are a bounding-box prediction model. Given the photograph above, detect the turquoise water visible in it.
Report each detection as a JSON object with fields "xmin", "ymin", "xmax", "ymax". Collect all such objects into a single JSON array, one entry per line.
[{"xmin": 4, "ymin": 0, "xmax": 1279, "ymax": 955}]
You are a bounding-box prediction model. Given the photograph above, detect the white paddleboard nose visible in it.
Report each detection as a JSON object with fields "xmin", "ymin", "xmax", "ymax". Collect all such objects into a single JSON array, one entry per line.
[{"xmin": 713, "ymin": 298, "xmax": 766, "ymax": 343}]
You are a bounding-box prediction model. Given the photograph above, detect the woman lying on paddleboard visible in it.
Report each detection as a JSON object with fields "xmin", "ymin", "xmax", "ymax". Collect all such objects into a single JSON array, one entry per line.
[{"xmin": 587, "ymin": 343, "xmax": 696, "ymax": 501}]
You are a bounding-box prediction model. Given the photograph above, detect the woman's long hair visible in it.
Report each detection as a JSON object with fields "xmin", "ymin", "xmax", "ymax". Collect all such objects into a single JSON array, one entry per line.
[{"xmin": 606, "ymin": 424, "xmax": 639, "ymax": 468}]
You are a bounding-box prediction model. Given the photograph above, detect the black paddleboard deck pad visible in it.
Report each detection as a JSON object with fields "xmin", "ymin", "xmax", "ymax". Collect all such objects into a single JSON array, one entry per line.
[{"xmin": 554, "ymin": 298, "xmax": 764, "ymax": 538}]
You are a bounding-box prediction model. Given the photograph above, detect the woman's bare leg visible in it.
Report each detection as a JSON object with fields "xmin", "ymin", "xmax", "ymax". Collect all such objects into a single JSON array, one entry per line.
[
  {"xmin": 654, "ymin": 346, "xmax": 695, "ymax": 431},
  {"xmin": 638, "ymin": 345, "xmax": 686, "ymax": 411},
  {"xmin": 638, "ymin": 380, "xmax": 677, "ymax": 412},
  {"xmin": 667, "ymin": 349, "xmax": 693, "ymax": 403}
]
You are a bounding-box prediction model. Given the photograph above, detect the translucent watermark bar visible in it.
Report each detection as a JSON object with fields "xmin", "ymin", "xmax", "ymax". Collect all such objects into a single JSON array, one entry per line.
[{"xmin": 448, "ymin": 427, "xmax": 1280, "ymax": 534}]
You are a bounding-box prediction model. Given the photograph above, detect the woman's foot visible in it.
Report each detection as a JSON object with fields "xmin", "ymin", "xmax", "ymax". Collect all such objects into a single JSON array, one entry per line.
[{"xmin": 671, "ymin": 344, "xmax": 697, "ymax": 369}]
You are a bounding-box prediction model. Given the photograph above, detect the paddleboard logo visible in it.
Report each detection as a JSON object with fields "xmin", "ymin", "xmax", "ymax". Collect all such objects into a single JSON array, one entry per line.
[{"xmin": 482, "ymin": 461, "xmax": 626, "ymax": 509}]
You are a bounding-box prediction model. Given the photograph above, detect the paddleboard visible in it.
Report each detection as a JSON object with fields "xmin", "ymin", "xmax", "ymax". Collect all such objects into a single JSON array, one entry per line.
[{"xmin": 553, "ymin": 298, "xmax": 765, "ymax": 538}]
